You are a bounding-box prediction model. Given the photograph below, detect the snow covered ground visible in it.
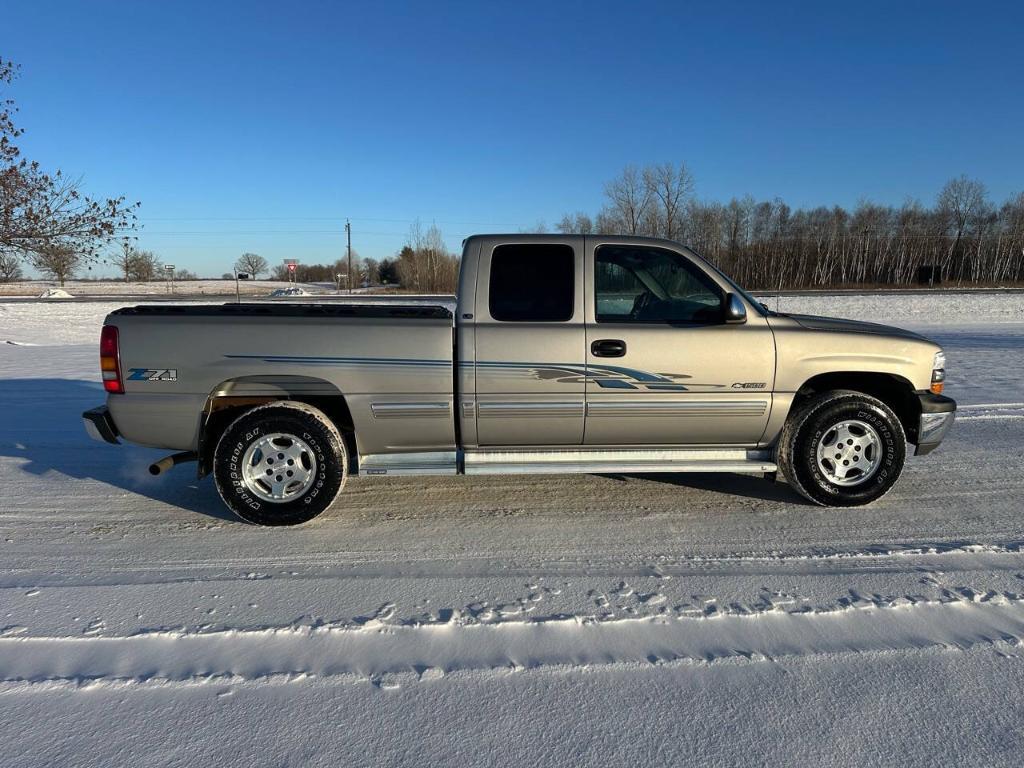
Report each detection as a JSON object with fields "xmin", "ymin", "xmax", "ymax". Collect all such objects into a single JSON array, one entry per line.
[{"xmin": 1, "ymin": 292, "xmax": 1023, "ymax": 767}]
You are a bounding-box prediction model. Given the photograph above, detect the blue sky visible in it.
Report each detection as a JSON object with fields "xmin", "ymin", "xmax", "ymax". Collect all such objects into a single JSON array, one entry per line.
[{"xmin": 4, "ymin": 0, "xmax": 1023, "ymax": 276}]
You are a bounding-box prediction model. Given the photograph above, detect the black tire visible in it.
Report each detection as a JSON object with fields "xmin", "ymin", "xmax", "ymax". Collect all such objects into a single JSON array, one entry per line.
[
  {"xmin": 213, "ymin": 401, "xmax": 347, "ymax": 525},
  {"xmin": 777, "ymin": 390, "xmax": 906, "ymax": 507}
]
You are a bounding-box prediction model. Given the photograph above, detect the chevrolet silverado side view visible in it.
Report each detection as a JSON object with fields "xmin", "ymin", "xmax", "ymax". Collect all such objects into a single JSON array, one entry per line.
[{"xmin": 83, "ymin": 235, "xmax": 956, "ymax": 525}]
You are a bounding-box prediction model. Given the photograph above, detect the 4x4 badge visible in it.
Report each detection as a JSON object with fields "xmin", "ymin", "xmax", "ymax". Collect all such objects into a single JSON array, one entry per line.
[{"xmin": 127, "ymin": 368, "xmax": 178, "ymax": 382}]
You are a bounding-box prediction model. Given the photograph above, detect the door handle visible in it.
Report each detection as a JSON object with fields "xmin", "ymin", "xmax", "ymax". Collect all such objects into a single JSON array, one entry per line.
[{"xmin": 591, "ymin": 339, "xmax": 627, "ymax": 357}]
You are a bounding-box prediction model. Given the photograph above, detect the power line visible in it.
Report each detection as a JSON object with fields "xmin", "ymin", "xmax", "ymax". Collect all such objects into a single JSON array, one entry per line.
[
  {"xmin": 136, "ymin": 215, "xmax": 520, "ymax": 227},
  {"xmin": 117, "ymin": 229, "xmax": 417, "ymax": 236}
]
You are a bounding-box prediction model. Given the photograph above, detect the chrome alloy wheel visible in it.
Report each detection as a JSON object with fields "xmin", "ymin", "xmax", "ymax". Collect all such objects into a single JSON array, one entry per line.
[
  {"xmin": 815, "ymin": 419, "xmax": 883, "ymax": 487},
  {"xmin": 240, "ymin": 432, "xmax": 317, "ymax": 503}
]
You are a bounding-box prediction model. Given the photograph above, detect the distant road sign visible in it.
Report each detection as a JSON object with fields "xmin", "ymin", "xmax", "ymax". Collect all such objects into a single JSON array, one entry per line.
[
  {"xmin": 164, "ymin": 264, "xmax": 175, "ymax": 271},
  {"xmin": 287, "ymin": 263, "xmax": 296, "ymax": 272}
]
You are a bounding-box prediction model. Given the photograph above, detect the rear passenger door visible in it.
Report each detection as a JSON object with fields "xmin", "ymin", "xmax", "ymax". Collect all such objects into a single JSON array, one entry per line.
[{"xmin": 473, "ymin": 238, "xmax": 586, "ymax": 445}]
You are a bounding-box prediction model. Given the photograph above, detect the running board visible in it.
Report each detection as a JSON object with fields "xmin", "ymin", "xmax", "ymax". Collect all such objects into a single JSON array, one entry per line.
[
  {"xmin": 463, "ymin": 448, "xmax": 776, "ymax": 476},
  {"xmin": 359, "ymin": 451, "xmax": 458, "ymax": 476},
  {"xmin": 358, "ymin": 448, "xmax": 777, "ymax": 478}
]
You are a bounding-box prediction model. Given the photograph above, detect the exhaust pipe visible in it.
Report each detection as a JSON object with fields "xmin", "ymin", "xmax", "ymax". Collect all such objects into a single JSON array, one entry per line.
[{"xmin": 149, "ymin": 451, "xmax": 198, "ymax": 476}]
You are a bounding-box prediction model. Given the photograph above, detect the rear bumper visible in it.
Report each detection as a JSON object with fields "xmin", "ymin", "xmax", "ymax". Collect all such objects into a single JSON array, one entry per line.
[
  {"xmin": 82, "ymin": 405, "xmax": 120, "ymax": 445},
  {"xmin": 915, "ymin": 393, "xmax": 956, "ymax": 456}
]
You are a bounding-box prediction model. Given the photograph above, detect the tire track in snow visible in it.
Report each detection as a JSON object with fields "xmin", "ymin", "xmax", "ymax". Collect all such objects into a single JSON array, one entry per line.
[
  {"xmin": 1, "ymin": 541, "xmax": 1023, "ymax": 588},
  {"xmin": 2, "ymin": 597, "xmax": 1024, "ymax": 691},
  {"xmin": 956, "ymin": 402, "xmax": 1024, "ymax": 420}
]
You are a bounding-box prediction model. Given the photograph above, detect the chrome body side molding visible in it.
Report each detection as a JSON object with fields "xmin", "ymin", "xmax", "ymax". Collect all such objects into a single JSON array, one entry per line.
[
  {"xmin": 585, "ymin": 400, "xmax": 768, "ymax": 418},
  {"xmin": 370, "ymin": 402, "xmax": 451, "ymax": 419},
  {"xmin": 477, "ymin": 401, "xmax": 585, "ymax": 419}
]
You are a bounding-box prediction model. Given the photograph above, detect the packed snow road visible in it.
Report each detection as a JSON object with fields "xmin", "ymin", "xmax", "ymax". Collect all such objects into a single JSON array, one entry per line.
[{"xmin": 1, "ymin": 293, "xmax": 1023, "ymax": 767}]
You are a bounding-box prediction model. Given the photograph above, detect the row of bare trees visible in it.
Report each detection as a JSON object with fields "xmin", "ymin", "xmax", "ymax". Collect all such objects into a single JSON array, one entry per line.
[
  {"xmin": 263, "ymin": 254, "xmax": 398, "ymax": 288},
  {"xmin": 109, "ymin": 239, "xmax": 166, "ymax": 282},
  {"xmin": 558, "ymin": 164, "xmax": 1024, "ymax": 289}
]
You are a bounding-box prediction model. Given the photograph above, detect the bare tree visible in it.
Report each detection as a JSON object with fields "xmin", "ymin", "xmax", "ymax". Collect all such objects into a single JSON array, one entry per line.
[
  {"xmin": 937, "ymin": 175, "xmax": 988, "ymax": 282},
  {"xmin": 555, "ymin": 212, "xmax": 594, "ymax": 234},
  {"xmin": 0, "ymin": 58, "xmax": 138, "ymax": 265},
  {"xmin": 361, "ymin": 257, "xmax": 380, "ymax": 285},
  {"xmin": 519, "ymin": 220, "xmax": 548, "ymax": 234},
  {"xmin": 644, "ymin": 162, "xmax": 694, "ymax": 240},
  {"xmin": 31, "ymin": 242, "xmax": 80, "ymax": 286},
  {"xmin": 602, "ymin": 165, "xmax": 652, "ymax": 235},
  {"xmin": 0, "ymin": 251, "xmax": 22, "ymax": 282},
  {"xmin": 110, "ymin": 237, "xmax": 136, "ymax": 282},
  {"xmin": 130, "ymin": 249, "xmax": 162, "ymax": 281},
  {"xmin": 235, "ymin": 252, "xmax": 268, "ymax": 278}
]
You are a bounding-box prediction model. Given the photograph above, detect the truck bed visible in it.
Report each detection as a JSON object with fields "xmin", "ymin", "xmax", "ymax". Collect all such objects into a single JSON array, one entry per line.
[{"xmin": 105, "ymin": 302, "xmax": 457, "ymax": 457}]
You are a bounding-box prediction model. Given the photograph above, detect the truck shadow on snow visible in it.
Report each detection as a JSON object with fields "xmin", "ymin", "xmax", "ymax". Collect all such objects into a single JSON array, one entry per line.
[
  {"xmin": 0, "ymin": 378, "xmax": 234, "ymax": 522},
  {"xmin": 601, "ymin": 472, "xmax": 810, "ymax": 504}
]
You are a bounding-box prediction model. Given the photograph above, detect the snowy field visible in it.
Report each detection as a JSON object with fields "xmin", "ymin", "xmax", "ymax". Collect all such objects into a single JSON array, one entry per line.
[
  {"xmin": 1, "ymin": 293, "xmax": 1024, "ymax": 767},
  {"xmin": 0, "ymin": 279, "xmax": 334, "ymax": 298}
]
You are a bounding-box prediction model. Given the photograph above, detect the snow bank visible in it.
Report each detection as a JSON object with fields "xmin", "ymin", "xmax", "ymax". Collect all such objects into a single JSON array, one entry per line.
[
  {"xmin": 760, "ymin": 290, "xmax": 1024, "ymax": 325},
  {"xmin": 37, "ymin": 288, "xmax": 74, "ymax": 299},
  {"xmin": 268, "ymin": 286, "xmax": 311, "ymax": 297}
]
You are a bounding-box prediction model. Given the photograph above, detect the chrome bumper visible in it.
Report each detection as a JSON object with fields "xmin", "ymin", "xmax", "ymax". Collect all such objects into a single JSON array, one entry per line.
[
  {"xmin": 915, "ymin": 394, "xmax": 956, "ymax": 456},
  {"xmin": 82, "ymin": 405, "xmax": 120, "ymax": 445}
]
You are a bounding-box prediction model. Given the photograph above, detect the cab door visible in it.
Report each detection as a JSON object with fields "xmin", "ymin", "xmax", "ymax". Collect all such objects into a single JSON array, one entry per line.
[
  {"xmin": 473, "ymin": 237, "xmax": 586, "ymax": 445},
  {"xmin": 583, "ymin": 240, "xmax": 775, "ymax": 446}
]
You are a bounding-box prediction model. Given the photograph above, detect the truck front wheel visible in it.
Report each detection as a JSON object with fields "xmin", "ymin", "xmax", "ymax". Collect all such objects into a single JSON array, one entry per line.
[
  {"xmin": 777, "ymin": 390, "xmax": 906, "ymax": 506},
  {"xmin": 213, "ymin": 401, "xmax": 347, "ymax": 525}
]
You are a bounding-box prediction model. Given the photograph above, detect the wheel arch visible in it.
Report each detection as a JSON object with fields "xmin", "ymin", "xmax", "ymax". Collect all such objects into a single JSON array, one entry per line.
[
  {"xmin": 790, "ymin": 371, "xmax": 920, "ymax": 443},
  {"xmin": 197, "ymin": 375, "xmax": 357, "ymax": 477}
]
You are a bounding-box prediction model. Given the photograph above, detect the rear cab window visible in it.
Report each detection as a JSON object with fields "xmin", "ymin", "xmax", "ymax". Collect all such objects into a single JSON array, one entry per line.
[{"xmin": 488, "ymin": 244, "xmax": 575, "ymax": 322}]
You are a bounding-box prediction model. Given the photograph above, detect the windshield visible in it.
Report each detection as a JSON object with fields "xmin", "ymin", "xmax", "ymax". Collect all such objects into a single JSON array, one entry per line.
[{"xmin": 685, "ymin": 249, "xmax": 771, "ymax": 317}]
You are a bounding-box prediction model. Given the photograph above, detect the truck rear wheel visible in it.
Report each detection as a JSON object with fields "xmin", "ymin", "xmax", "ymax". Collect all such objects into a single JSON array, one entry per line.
[
  {"xmin": 213, "ymin": 401, "xmax": 347, "ymax": 525},
  {"xmin": 777, "ymin": 390, "xmax": 906, "ymax": 506}
]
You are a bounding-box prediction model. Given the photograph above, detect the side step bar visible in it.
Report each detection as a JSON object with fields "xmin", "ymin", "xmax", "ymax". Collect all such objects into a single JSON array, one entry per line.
[
  {"xmin": 358, "ymin": 448, "xmax": 776, "ymax": 477},
  {"xmin": 463, "ymin": 448, "xmax": 776, "ymax": 475}
]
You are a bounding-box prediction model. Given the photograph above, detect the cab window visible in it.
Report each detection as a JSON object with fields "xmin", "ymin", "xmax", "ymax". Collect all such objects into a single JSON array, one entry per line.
[
  {"xmin": 595, "ymin": 245, "xmax": 723, "ymax": 324},
  {"xmin": 489, "ymin": 244, "xmax": 574, "ymax": 322}
]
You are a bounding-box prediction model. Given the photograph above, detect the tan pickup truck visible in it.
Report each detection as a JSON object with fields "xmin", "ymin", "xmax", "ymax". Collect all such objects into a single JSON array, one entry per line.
[{"xmin": 83, "ymin": 234, "xmax": 955, "ymax": 525}]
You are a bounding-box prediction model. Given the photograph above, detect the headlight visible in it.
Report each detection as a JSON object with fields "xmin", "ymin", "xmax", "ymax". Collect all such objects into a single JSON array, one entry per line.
[{"xmin": 931, "ymin": 351, "xmax": 946, "ymax": 395}]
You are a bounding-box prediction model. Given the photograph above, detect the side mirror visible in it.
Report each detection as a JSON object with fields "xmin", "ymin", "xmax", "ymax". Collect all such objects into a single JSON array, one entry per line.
[{"xmin": 724, "ymin": 293, "xmax": 747, "ymax": 324}]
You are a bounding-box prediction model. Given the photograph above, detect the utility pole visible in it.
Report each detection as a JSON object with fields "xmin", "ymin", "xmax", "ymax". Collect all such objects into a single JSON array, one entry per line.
[{"xmin": 345, "ymin": 219, "xmax": 352, "ymax": 294}]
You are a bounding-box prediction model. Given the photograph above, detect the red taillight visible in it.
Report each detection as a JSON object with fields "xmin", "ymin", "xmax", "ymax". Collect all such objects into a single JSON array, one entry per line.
[{"xmin": 100, "ymin": 325, "xmax": 124, "ymax": 394}]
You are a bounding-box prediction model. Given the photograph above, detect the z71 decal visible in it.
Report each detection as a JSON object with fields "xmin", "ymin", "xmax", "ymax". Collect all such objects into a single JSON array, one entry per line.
[{"xmin": 127, "ymin": 368, "xmax": 178, "ymax": 382}]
